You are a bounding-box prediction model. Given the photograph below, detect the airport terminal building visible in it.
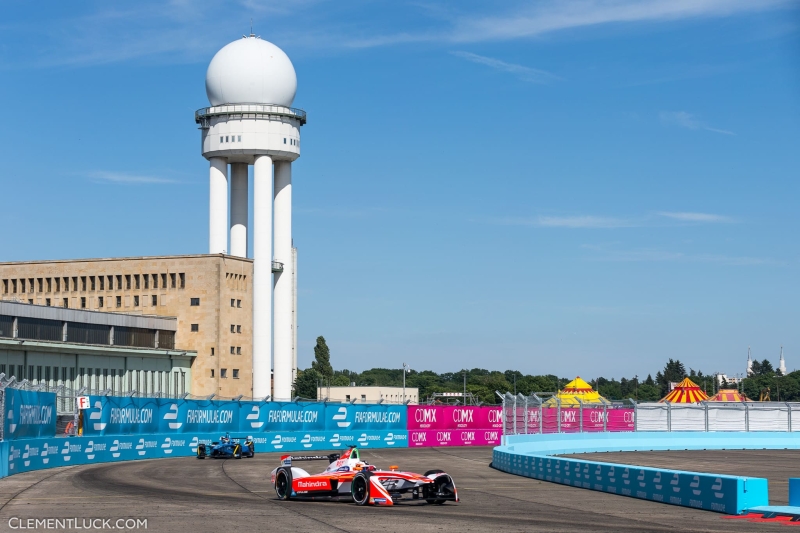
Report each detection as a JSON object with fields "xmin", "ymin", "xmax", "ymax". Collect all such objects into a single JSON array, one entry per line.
[{"xmin": 0, "ymin": 254, "xmax": 264, "ymax": 397}]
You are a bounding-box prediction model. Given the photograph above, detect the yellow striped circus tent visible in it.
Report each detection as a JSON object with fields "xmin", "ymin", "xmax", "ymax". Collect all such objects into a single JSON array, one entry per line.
[
  {"xmin": 708, "ymin": 389, "xmax": 751, "ymax": 402},
  {"xmin": 543, "ymin": 376, "xmax": 608, "ymax": 406},
  {"xmin": 659, "ymin": 377, "xmax": 709, "ymax": 403}
]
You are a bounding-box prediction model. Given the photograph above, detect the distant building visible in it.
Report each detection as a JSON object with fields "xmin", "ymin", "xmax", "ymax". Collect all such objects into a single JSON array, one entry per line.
[
  {"xmin": 0, "ymin": 300, "xmax": 194, "ymax": 398},
  {"xmin": 316, "ymin": 386, "xmax": 419, "ymax": 405}
]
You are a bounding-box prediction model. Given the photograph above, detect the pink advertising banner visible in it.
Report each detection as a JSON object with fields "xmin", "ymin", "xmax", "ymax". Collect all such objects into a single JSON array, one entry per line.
[
  {"xmin": 408, "ymin": 429, "xmax": 502, "ymax": 447},
  {"xmin": 522, "ymin": 407, "xmax": 635, "ymax": 433},
  {"xmin": 406, "ymin": 406, "xmax": 503, "ymax": 447},
  {"xmin": 407, "ymin": 405, "xmax": 503, "ymax": 431}
]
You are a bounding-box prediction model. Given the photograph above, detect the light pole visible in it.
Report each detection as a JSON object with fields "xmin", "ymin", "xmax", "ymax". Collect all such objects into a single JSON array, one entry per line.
[{"xmin": 402, "ymin": 363, "xmax": 410, "ymax": 404}]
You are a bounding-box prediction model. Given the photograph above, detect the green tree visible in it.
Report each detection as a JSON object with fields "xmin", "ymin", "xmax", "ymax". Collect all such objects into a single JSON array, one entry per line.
[
  {"xmin": 293, "ymin": 368, "xmax": 322, "ymax": 399},
  {"xmin": 311, "ymin": 336, "xmax": 333, "ymax": 379},
  {"xmin": 656, "ymin": 359, "xmax": 688, "ymax": 397}
]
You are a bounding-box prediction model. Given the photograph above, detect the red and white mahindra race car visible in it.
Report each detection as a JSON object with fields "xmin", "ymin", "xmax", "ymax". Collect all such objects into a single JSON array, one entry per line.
[{"xmin": 270, "ymin": 446, "xmax": 458, "ymax": 506}]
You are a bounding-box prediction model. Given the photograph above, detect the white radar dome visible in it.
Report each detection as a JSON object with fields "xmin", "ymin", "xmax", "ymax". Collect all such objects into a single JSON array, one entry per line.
[{"xmin": 205, "ymin": 36, "xmax": 297, "ymax": 107}]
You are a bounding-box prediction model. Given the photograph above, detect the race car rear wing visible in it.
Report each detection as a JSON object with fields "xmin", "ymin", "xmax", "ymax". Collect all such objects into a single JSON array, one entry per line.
[{"xmin": 280, "ymin": 453, "xmax": 341, "ymax": 466}]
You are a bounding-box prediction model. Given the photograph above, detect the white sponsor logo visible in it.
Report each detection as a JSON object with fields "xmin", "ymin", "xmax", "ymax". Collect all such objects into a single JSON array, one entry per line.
[
  {"xmin": 384, "ymin": 433, "xmax": 395, "ymax": 445},
  {"xmin": 484, "ymin": 431, "xmax": 498, "ymax": 441},
  {"xmin": 22, "ymin": 444, "xmax": 30, "ymax": 467},
  {"xmin": 110, "ymin": 440, "xmax": 120, "ymax": 458},
  {"xmin": 690, "ymin": 475, "xmax": 701, "ymax": 496},
  {"xmin": 638, "ymin": 470, "xmax": 646, "ymax": 488},
  {"xmin": 301, "ymin": 434, "xmax": 312, "ymax": 448},
  {"xmin": 712, "ymin": 477, "xmax": 724, "ymax": 499},
  {"xmin": 329, "ymin": 434, "xmax": 341, "ymax": 447},
  {"xmin": 61, "ymin": 441, "xmax": 71, "ymax": 462},
  {"xmin": 164, "ymin": 404, "xmax": 182, "ymax": 429},
  {"xmin": 110, "ymin": 406, "xmax": 154, "ymax": 425},
  {"xmin": 453, "ymin": 409, "xmax": 473, "ymax": 424},
  {"xmin": 136, "ymin": 438, "xmax": 146, "ymax": 456},
  {"xmin": 41, "ymin": 443, "xmax": 50, "ymax": 465},
  {"xmin": 436, "ymin": 432, "xmax": 451, "ymax": 443},
  {"xmin": 608, "ymin": 466, "xmax": 615, "ymax": 483},
  {"xmin": 7, "ymin": 410, "xmax": 15, "ymax": 433},
  {"xmin": 297, "ymin": 480, "xmax": 328, "ymax": 489},
  {"xmin": 414, "ymin": 409, "xmax": 436, "ymax": 424},
  {"xmin": 354, "ymin": 411, "xmax": 401, "ymax": 424},
  {"xmin": 162, "ymin": 438, "xmax": 173, "ymax": 454},
  {"xmin": 412, "ymin": 432, "xmax": 426, "ymax": 443},
  {"xmin": 357, "ymin": 433, "xmax": 380, "ymax": 445},
  {"xmin": 461, "ymin": 431, "xmax": 475, "ymax": 442},
  {"xmin": 189, "ymin": 436, "xmax": 199, "ymax": 452},
  {"xmin": 671, "ymin": 473, "xmax": 681, "ymax": 493},
  {"xmin": 271, "ymin": 435, "xmax": 283, "ymax": 449},
  {"xmin": 332, "ymin": 407, "xmax": 351, "ymax": 428},
  {"xmin": 268, "ymin": 409, "xmax": 318, "ymax": 424},
  {"xmin": 85, "ymin": 441, "xmax": 95, "ymax": 460},
  {"xmin": 247, "ymin": 405, "xmax": 264, "ymax": 428},
  {"xmin": 653, "ymin": 471, "xmax": 662, "ymax": 490},
  {"xmin": 186, "ymin": 409, "xmax": 233, "ymax": 424},
  {"xmin": 91, "ymin": 401, "xmax": 107, "ymax": 430},
  {"xmin": 487, "ymin": 409, "xmax": 502, "ymax": 423},
  {"xmin": 19, "ymin": 404, "xmax": 53, "ymax": 426}
]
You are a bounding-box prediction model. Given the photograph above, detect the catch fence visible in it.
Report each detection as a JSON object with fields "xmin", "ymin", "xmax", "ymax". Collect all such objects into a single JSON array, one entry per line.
[{"xmin": 498, "ymin": 392, "xmax": 800, "ymax": 435}]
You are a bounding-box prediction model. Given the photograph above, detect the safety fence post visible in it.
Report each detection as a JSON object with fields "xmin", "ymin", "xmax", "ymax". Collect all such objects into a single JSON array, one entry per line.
[
  {"xmin": 512, "ymin": 394, "xmax": 517, "ymax": 435},
  {"xmin": 667, "ymin": 402, "xmax": 672, "ymax": 432},
  {"xmin": 788, "ymin": 402, "xmax": 793, "ymax": 432},
  {"xmin": 704, "ymin": 402, "xmax": 709, "ymax": 432},
  {"xmin": 744, "ymin": 401, "xmax": 749, "ymax": 432},
  {"xmin": 557, "ymin": 397, "xmax": 562, "ymax": 434},
  {"xmin": 577, "ymin": 397, "xmax": 584, "ymax": 433},
  {"xmin": 603, "ymin": 401, "xmax": 608, "ymax": 432}
]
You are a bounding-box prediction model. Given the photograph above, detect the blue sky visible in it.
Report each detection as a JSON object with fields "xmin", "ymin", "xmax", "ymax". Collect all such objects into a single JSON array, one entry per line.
[{"xmin": 1, "ymin": 0, "xmax": 798, "ymax": 380}]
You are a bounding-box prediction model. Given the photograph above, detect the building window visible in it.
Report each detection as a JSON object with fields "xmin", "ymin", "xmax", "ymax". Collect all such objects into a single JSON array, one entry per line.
[
  {"xmin": 236, "ymin": 347, "xmax": 241, "ymax": 355},
  {"xmin": 45, "ymin": 298, "xmax": 51, "ymax": 306},
  {"xmin": 99, "ymin": 276, "xmax": 104, "ymax": 290},
  {"xmin": 116, "ymin": 296, "xmax": 121, "ymax": 308},
  {"xmin": 191, "ymin": 324, "xmax": 199, "ymax": 332},
  {"xmin": 161, "ymin": 273, "xmax": 167, "ymax": 288},
  {"xmin": 220, "ymin": 368, "xmax": 227, "ymax": 378},
  {"xmin": 210, "ymin": 369, "xmax": 215, "ymax": 378},
  {"xmin": 237, "ymin": 135, "xmax": 241, "ymax": 142},
  {"xmin": 98, "ymin": 296, "xmax": 103, "ymax": 308},
  {"xmin": 89, "ymin": 276, "xmax": 95, "ymax": 290},
  {"xmin": 170, "ymin": 273, "xmax": 176, "ymax": 288},
  {"xmin": 28, "ymin": 299, "xmax": 33, "ymax": 305},
  {"xmin": 152, "ymin": 274, "xmax": 158, "ymax": 289},
  {"xmin": 133, "ymin": 295, "xmax": 139, "ymax": 307},
  {"xmin": 72, "ymin": 277, "xmax": 77, "ymax": 291},
  {"xmin": 231, "ymin": 299, "xmax": 235, "ymax": 307},
  {"xmin": 225, "ymin": 136, "xmax": 229, "ymax": 142},
  {"xmin": 107, "ymin": 275, "xmax": 113, "ymax": 290},
  {"xmin": 236, "ymin": 325, "xmax": 241, "ymax": 333},
  {"xmin": 134, "ymin": 274, "xmax": 140, "ymax": 289},
  {"xmin": 63, "ymin": 298, "xmax": 69, "ymax": 308},
  {"xmin": 283, "ymin": 138, "xmax": 286, "ymax": 144},
  {"xmin": 37, "ymin": 278, "xmax": 43, "ymax": 292},
  {"xmin": 20, "ymin": 279, "xmax": 25, "ymax": 293},
  {"xmin": 220, "ymin": 136, "xmax": 223, "ymax": 143},
  {"xmin": 233, "ymin": 369, "xmax": 239, "ymax": 379},
  {"xmin": 230, "ymin": 346, "xmax": 235, "ymax": 355},
  {"xmin": 190, "ymin": 298, "xmax": 200, "ymax": 306},
  {"xmin": 179, "ymin": 273, "xmax": 185, "ymax": 289},
  {"xmin": 80, "ymin": 297, "xmax": 86, "ymax": 308},
  {"xmin": 211, "ymin": 348, "xmax": 215, "ymax": 356},
  {"xmin": 230, "ymin": 324, "xmax": 235, "ymax": 333},
  {"xmin": 237, "ymin": 299, "xmax": 241, "ymax": 308},
  {"xmin": 80, "ymin": 276, "xmax": 86, "ymax": 291},
  {"xmin": 152, "ymin": 295, "xmax": 158, "ymax": 306},
  {"xmin": 125, "ymin": 275, "xmax": 131, "ymax": 289},
  {"xmin": 116, "ymin": 275, "xmax": 122, "ymax": 290},
  {"xmin": 144, "ymin": 275, "xmax": 149, "ymax": 289},
  {"xmin": 361, "ymin": 395, "xmax": 366, "ymax": 401}
]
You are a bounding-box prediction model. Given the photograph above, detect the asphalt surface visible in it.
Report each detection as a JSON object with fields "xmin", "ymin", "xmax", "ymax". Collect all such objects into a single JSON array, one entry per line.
[{"xmin": 0, "ymin": 446, "xmax": 789, "ymax": 532}]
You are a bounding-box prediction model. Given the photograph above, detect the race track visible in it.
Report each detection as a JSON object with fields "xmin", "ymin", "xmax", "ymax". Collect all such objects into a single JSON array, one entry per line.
[{"xmin": 0, "ymin": 447, "xmax": 786, "ymax": 532}]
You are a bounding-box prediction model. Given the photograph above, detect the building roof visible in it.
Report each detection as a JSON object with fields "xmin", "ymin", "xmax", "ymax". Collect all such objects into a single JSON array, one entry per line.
[
  {"xmin": 0, "ymin": 300, "xmax": 176, "ymax": 330},
  {"xmin": 708, "ymin": 389, "xmax": 751, "ymax": 402},
  {"xmin": 0, "ymin": 253, "xmax": 252, "ymax": 266},
  {"xmin": 659, "ymin": 377, "xmax": 709, "ymax": 403},
  {"xmin": 544, "ymin": 376, "xmax": 607, "ymax": 406}
]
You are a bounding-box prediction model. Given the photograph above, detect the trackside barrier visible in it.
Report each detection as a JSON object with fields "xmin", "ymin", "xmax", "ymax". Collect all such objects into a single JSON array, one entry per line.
[
  {"xmin": 0, "ymin": 430, "xmax": 410, "ymax": 477},
  {"xmin": 492, "ymin": 432, "xmax": 800, "ymax": 514},
  {"xmin": 3, "ymin": 389, "xmax": 56, "ymax": 440},
  {"xmin": 492, "ymin": 449, "xmax": 767, "ymax": 514}
]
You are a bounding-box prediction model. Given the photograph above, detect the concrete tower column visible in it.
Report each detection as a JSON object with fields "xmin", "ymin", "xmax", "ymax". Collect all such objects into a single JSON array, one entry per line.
[
  {"xmin": 209, "ymin": 158, "xmax": 228, "ymax": 254},
  {"xmin": 273, "ymin": 160, "xmax": 293, "ymax": 401},
  {"xmin": 230, "ymin": 163, "xmax": 249, "ymax": 257},
  {"xmin": 253, "ymin": 155, "xmax": 274, "ymax": 398}
]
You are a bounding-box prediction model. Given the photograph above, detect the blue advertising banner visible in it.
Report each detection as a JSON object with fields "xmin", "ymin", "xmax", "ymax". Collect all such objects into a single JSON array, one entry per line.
[
  {"xmin": 82, "ymin": 398, "xmax": 407, "ymax": 436},
  {"xmin": 4, "ymin": 389, "xmax": 56, "ymax": 440},
  {"xmin": 3, "ymin": 429, "xmax": 410, "ymax": 477}
]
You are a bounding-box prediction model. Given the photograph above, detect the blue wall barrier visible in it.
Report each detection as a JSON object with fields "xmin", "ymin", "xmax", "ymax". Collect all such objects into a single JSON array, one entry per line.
[
  {"xmin": 82, "ymin": 396, "xmax": 406, "ymax": 436},
  {"xmin": 493, "ymin": 432, "xmax": 779, "ymax": 514},
  {"xmin": 4, "ymin": 389, "xmax": 56, "ymax": 440},
  {"xmin": 2, "ymin": 429, "xmax": 409, "ymax": 476}
]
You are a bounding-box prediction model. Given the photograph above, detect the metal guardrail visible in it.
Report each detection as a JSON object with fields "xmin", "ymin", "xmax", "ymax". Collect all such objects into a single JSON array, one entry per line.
[
  {"xmin": 498, "ymin": 391, "xmax": 800, "ymax": 435},
  {"xmin": 195, "ymin": 104, "xmax": 307, "ymax": 127}
]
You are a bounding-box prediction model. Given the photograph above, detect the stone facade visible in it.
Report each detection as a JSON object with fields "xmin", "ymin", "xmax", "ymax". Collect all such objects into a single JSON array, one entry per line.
[{"xmin": 0, "ymin": 254, "xmax": 253, "ymax": 397}]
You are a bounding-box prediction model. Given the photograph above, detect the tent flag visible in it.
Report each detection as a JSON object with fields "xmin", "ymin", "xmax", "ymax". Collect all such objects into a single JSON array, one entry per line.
[{"xmin": 659, "ymin": 377, "xmax": 709, "ymax": 403}]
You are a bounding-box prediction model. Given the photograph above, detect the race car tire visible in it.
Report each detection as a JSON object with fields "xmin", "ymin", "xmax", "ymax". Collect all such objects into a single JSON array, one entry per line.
[
  {"xmin": 275, "ymin": 468, "xmax": 292, "ymax": 500},
  {"xmin": 352, "ymin": 472, "xmax": 371, "ymax": 506},
  {"xmin": 423, "ymin": 470, "xmax": 446, "ymax": 504},
  {"xmin": 196, "ymin": 444, "xmax": 206, "ymax": 459}
]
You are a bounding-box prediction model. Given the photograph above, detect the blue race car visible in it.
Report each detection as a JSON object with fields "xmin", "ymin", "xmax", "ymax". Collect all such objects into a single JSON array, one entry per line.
[{"xmin": 196, "ymin": 433, "xmax": 255, "ymax": 459}]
